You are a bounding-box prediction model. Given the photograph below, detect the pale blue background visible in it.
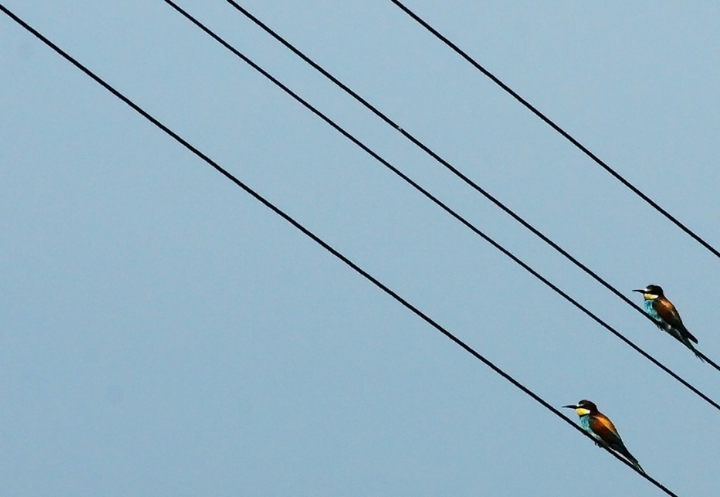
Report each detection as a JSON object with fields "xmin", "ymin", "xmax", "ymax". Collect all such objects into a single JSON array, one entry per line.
[{"xmin": 2, "ymin": 1, "xmax": 719, "ymax": 495}]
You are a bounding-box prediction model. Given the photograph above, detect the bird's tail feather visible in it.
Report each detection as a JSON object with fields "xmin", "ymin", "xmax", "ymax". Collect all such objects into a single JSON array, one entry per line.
[
  {"xmin": 687, "ymin": 343, "xmax": 706, "ymax": 362},
  {"xmin": 614, "ymin": 444, "xmax": 645, "ymax": 474},
  {"xmin": 629, "ymin": 457, "xmax": 645, "ymax": 474}
]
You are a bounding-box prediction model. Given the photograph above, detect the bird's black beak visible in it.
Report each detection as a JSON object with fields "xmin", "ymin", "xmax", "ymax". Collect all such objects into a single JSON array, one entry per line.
[
  {"xmin": 632, "ymin": 289, "xmax": 645, "ymax": 293},
  {"xmin": 562, "ymin": 404, "xmax": 576, "ymax": 409}
]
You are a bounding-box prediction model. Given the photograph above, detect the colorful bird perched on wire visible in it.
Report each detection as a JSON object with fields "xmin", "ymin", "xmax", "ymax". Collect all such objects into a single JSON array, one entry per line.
[
  {"xmin": 563, "ymin": 400, "xmax": 644, "ymax": 473},
  {"xmin": 633, "ymin": 284, "xmax": 703, "ymax": 361}
]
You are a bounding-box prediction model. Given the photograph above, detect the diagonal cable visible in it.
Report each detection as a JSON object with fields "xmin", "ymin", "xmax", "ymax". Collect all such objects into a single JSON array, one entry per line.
[
  {"xmin": 165, "ymin": 0, "xmax": 720, "ymax": 400},
  {"xmin": 222, "ymin": 0, "xmax": 720, "ymax": 373},
  {"xmin": 389, "ymin": 0, "xmax": 720, "ymax": 261},
  {"xmin": 0, "ymin": 6, "xmax": 680, "ymax": 493}
]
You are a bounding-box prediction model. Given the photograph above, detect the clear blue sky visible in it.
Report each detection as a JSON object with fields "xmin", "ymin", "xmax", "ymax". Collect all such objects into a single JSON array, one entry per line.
[{"xmin": 2, "ymin": 1, "xmax": 719, "ymax": 495}]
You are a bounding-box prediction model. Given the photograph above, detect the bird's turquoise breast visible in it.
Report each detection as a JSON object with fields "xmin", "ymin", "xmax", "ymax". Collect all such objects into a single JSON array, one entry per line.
[
  {"xmin": 643, "ymin": 300, "xmax": 663, "ymax": 323},
  {"xmin": 579, "ymin": 415, "xmax": 596, "ymax": 437},
  {"xmin": 579, "ymin": 415, "xmax": 591, "ymax": 431}
]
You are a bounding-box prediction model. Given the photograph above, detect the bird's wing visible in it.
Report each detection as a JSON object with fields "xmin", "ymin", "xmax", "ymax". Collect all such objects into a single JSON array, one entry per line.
[
  {"xmin": 653, "ymin": 298, "xmax": 684, "ymax": 327},
  {"xmin": 590, "ymin": 414, "xmax": 644, "ymax": 470},
  {"xmin": 588, "ymin": 414, "xmax": 624, "ymax": 447},
  {"xmin": 654, "ymin": 299, "xmax": 699, "ymax": 343}
]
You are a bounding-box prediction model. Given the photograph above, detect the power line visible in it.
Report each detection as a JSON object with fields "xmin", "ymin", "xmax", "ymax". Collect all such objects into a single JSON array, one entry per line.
[
  {"xmin": 390, "ymin": 0, "xmax": 720, "ymax": 261},
  {"xmin": 235, "ymin": 0, "xmax": 720, "ymax": 373},
  {"xmin": 162, "ymin": 0, "xmax": 720, "ymax": 408},
  {"xmin": 0, "ymin": 6, "xmax": 679, "ymax": 494},
  {"xmin": 220, "ymin": 0, "xmax": 720, "ymax": 372}
]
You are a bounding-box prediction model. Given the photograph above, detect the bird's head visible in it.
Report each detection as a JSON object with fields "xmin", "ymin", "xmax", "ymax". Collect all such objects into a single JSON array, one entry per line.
[
  {"xmin": 633, "ymin": 284, "xmax": 664, "ymax": 300},
  {"xmin": 563, "ymin": 399, "xmax": 598, "ymax": 416}
]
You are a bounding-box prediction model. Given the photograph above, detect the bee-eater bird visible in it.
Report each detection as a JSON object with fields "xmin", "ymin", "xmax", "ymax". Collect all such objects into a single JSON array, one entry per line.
[
  {"xmin": 563, "ymin": 400, "xmax": 644, "ymax": 473},
  {"xmin": 633, "ymin": 284, "xmax": 703, "ymax": 361}
]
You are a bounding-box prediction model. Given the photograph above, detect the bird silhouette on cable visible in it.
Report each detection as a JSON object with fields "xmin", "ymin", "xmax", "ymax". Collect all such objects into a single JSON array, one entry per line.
[
  {"xmin": 633, "ymin": 284, "xmax": 703, "ymax": 361},
  {"xmin": 563, "ymin": 400, "xmax": 644, "ymax": 473}
]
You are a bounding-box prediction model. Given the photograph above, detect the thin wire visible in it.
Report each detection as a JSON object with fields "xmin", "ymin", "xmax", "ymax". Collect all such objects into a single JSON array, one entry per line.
[
  {"xmin": 0, "ymin": 6, "xmax": 679, "ymax": 493},
  {"xmin": 390, "ymin": 0, "xmax": 720, "ymax": 261},
  {"xmin": 697, "ymin": 350, "xmax": 718, "ymax": 368},
  {"xmin": 162, "ymin": 0, "xmax": 720, "ymax": 408},
  {"xmin": 222, "ymin": 0, "xmax": 720, "ymax": 372}
]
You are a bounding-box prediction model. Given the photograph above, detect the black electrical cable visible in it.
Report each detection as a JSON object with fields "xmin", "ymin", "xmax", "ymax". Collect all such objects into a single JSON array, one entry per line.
[
  {"xmin": 222, "ymin": 0, "xmax": 720, "ymax": 372},
  {"xmin": 390, "ymin": 0, "xmax": 720, "ymax": 261},
  {"xmin": 0, "ymin": 6, "xmax": 679, "ymax": 493},
  {"xmin": 162, "ymin": 0, "xmax": 720, "ymax": 408}
]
